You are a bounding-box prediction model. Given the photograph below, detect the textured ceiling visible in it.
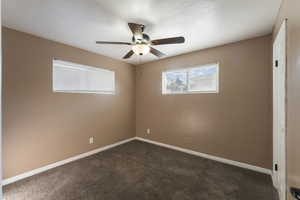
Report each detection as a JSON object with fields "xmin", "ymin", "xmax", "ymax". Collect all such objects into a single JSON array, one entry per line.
[{"xmin": 2, "ymin": 0, "xmax": 281, "ymax": 65}]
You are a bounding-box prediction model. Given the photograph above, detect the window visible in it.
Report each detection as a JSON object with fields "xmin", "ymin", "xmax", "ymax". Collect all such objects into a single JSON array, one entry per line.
[
  {"xmin": 162, "ymin": 63, "xmax": 219, "ymax": 94},
  {"xmin": 53, "ymin": 59, "xmax": 115, "ymax": 94}
]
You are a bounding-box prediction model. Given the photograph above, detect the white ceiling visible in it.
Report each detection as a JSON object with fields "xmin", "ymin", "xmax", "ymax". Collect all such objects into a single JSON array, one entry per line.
[{"xmin": 2, "ymin": 0, "xmax": 281, "ymax": 65}]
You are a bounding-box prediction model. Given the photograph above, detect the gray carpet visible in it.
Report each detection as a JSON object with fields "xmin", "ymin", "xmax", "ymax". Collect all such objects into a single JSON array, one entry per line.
[{"xmin": 4, "ymin": 140, "xmax": 278, "ymax": 200}]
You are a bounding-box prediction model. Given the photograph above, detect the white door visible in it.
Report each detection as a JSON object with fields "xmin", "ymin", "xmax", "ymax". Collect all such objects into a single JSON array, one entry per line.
[{"xmin": 273, "ymin": 19, "xmax": 287, "ymax": 200}]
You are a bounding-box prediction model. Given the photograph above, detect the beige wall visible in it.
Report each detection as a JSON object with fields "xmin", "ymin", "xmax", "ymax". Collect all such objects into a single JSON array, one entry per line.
[
  {"xmin": 273, "ymin": 0, "xmax": 300, "ymax": 198},
  {"xmin": 3, "ymin": 27, "xmax": 274, "ymax": 180},
  {"xmin": 136, "ymin": 35, "xmax": 273, "ymax": 169},
  {"xmin": 2, "ymin": 27, "xmax": 136, "ymax": 179}
]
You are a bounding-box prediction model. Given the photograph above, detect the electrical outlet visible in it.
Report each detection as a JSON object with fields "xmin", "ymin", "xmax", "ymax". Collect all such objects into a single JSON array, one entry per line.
[
  {"xmin": 146, "ymin": 128, "xmax": 151, "ymax": 134},
  {"xmin": 89, "ymin": 137, "xmax": 94, "ymax": 144}
]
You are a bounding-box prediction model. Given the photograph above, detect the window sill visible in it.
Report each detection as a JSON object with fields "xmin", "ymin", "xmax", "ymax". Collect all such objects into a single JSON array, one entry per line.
[
  {"xmin": 53, "ymin": 90, "xmax": 115, "ymax": 95},
  {"xmin": 162, "ymin": 91, "xmax": 219, "ymax": 95}
]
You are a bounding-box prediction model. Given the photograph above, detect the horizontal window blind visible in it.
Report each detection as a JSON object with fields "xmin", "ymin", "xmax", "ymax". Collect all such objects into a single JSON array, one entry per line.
[{"xmin": 53, "ymin": 60, "xmax": 115, "ymax": 94}]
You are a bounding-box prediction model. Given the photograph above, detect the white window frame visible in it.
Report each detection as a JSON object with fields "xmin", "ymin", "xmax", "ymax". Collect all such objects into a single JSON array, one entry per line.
[
  {"xmin": 53, "ymin": 59, "xmax": 115, "ymax": 94},
  {"xmin": 162, "ymin": 63, "xmax": 219, "ymax": 95}
]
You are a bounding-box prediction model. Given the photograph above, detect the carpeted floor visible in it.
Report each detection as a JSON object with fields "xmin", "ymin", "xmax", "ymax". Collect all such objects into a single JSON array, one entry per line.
[{"xmin": 4, "ymin": 140, "xmax": 278, "ymax": 200}]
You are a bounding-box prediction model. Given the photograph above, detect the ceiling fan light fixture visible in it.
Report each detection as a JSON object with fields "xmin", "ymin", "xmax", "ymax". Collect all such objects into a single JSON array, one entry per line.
[{"xmin": 132, "ymin": 44, "xmax": 150, "ymax": 55}]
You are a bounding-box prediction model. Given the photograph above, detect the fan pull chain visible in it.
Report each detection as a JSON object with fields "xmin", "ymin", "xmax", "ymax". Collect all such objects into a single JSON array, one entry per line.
[{"xmin": 138, "ymin": 55, "xmax": 141, "ymax": 65}]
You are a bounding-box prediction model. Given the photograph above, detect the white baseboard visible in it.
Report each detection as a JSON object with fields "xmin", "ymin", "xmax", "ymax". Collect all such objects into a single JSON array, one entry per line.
[
  {"xmin": 2, "ymin": 137, "xmax": 135, "ymax": 186},
  {"xmin": 135, "ymin": 137, "xmax": 272, "ymax": 175},
  {"xmin": 272, "ymin": 173, "xmax": 278, "ymax": 188},
  {"xmin": 3, "ymin": 136, "xmax": 272, "ymax": 186}
]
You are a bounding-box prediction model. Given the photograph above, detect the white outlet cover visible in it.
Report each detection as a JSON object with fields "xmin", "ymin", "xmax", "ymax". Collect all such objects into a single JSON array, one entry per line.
[
  {"xmin": 147, "ymin": 129, "xmax": 151, "ymax": 134},
  {"xmin": 89, "ymin": 137, "xmax": 94, "ymax": 144}
]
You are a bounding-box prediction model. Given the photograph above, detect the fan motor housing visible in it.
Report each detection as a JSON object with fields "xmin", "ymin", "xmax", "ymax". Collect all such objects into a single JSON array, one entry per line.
[{"xmin": 132, "ymin": 33, "xmax": 150, "ymax": 44}]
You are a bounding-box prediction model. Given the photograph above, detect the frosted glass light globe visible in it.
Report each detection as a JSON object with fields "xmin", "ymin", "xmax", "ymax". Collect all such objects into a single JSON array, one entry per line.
[{"xmin": 132, "ymin": 44, "xmax": 150, "ymax": 55}]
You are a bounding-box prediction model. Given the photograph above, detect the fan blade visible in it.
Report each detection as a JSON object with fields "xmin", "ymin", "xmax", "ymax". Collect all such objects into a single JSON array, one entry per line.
[
  {"xmin": 123, "ymin": 50, "xmax": 134, "ymax": 59},
  {"xmin": 151, "ymin": 36, "xmax": 185, "ymax": 45},
  {"xmin": 96, "ymin": 41, "xmax": 131, "ymax": 45},
  {"xmin": 150, "ymin": 47, "xmax": 165, "ymax": 58},
  {"xmin": 128, "ymin": 23, "xmax": 144, "ymax": 35}
]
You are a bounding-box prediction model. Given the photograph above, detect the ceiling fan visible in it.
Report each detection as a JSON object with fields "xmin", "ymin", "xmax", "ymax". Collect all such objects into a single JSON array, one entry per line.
[{"xmin": 96, "ymin": 23, "xmax": 185, "ymax": 59}]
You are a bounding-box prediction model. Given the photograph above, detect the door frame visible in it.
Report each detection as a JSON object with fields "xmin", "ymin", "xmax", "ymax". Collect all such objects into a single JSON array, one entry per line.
[
  {"xmin": 0, "ymin": 0, "xmax": 2, "ymax": 197},
  {"xmin": 272, "ymin": 19, "xmax": 287, "ymax": 200}
]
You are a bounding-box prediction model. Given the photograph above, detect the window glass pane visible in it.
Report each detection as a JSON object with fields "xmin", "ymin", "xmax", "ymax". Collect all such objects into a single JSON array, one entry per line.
[
  {"xmin": 162, "ymin": 63, "xmax": 218, "ymax": 94},
  {"xmin": 188, "ymin": 65, "xmax": 218, "ymax": 92},
  {"xmin": 164, "ymin": 71, "xmax": 188, "ymax": 93}
]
